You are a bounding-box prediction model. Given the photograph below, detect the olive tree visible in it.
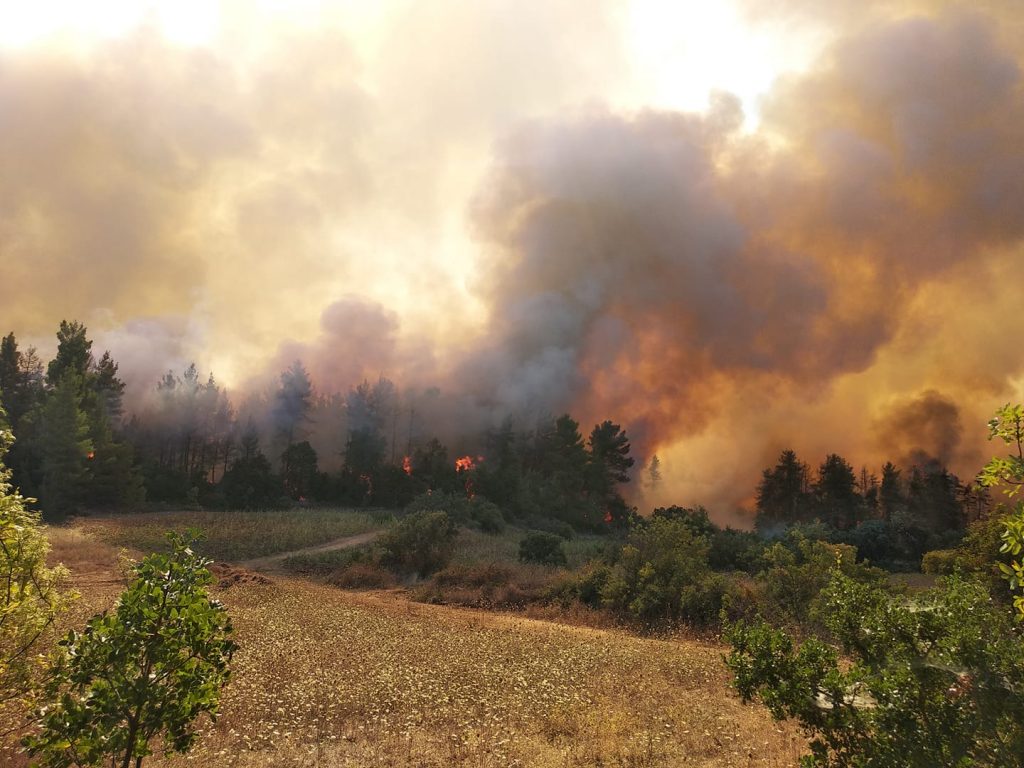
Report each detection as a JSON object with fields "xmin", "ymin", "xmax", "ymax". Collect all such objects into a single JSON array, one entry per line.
[{"xmin": 25, "ymin": 533, "xmax": 236, "ymax": 768}]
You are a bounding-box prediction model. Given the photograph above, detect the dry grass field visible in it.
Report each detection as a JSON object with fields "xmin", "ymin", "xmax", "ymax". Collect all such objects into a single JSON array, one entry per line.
[
  {"xmin": 77, "ymin": 508, "xmax": 390, "ymax": 561},
  {"xmin": 6, "ymin": 524, "xmax": 807, "ymax": 768}
]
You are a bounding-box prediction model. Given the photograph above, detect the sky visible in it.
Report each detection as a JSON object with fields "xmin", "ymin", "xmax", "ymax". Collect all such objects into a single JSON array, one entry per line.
[{"xmin": 2, "ymin": 0, "xmax": 1023, "ymax": 516}]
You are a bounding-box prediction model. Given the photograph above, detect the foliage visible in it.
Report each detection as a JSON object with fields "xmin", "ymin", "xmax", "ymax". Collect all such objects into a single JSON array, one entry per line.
[
  {"xmin": 920, "ymin": 548, "xmax": 958, "ymax": 575},
  {"xmin": 727, "ymin": 571, "xmax": 1024, "ymax": 767},
  {"xmin": 405, "ymin": 491, "xmax": 505, "ymax": 533},
  {"xmin": 518, "ymin": 532, "xmax": 568, "ymax": 567},
  {"xmin": 756, "ymin": 533, "xmax": 889, "ymax": 631},
  {"xmin": 0, "ymin": 417, "xmax": 71, "ymax": 728},
  {"xmin": 37, "ymin": 376, "xmax": 93, "ymax": 518},
  {"xmin": 379, "ymin": 510, "xmax": 458, "ymax": 577},
  {"xmin": 280, "ymin": 440, "xmax": 318, "ymax": 500},
  {"xmin": 977, "ymin": 403, "xmax": 1024, "ymax": 619},
  {"xmin": 25, "ymin": 533, "xmax": 236, "ymax": 768},
  {"xmin": 600, "ymin": 516, "xmax": 726, "ymax": 626},
  {"xmin": 219, "ymin": 434, "xmax": 282, "ymax": 510}
]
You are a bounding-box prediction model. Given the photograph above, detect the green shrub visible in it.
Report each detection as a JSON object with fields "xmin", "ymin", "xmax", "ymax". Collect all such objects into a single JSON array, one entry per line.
[
  {"xmin": 379, "ymin": 510, "xmax": 457, "ymax": 577},
  {"xmin": 920, "ymin": 548, "xmax": 958, "ymax": 575},
  {"xmin": 600, "ymin": 516, "xmax": 724, "ymax": 626},
  {"xmin": 727, "ymin": 571, "xmax": 1024, "ymax": 767},
  {"xmin": 522, "ymin": 516, "xmax": 575, "ymax": 540},
  {"xmin": 756, "ymin": 533, "xmax": 890, "ymax": 631},
  {"xmin": 25, "ymin": 533, "xmax": 236, "ymax": 768},
  {"xmin": 519, "ymin": 532, "xmax": 568, "ymax": 567},
  {"xmin": 405, "ymin": 491, "xmax": 506, "ymax": 533}
]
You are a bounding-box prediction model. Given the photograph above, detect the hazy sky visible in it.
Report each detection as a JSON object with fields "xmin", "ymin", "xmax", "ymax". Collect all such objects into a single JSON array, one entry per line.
[{"xmin": 2, "ymin": 0, "xmax": 1023, "ymax": 513}]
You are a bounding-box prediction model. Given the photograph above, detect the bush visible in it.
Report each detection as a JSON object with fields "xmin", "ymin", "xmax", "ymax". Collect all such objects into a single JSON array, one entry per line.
[
  {"xmin": 25, "ymin": 533, "xmax": 236, "ymax": 768},
  {"xmin": 600, "ymin": 516, "xmax": 725, "ymax": 626},
  {"xmin": 522, "ymin": 516, "xmax": 575, "ymax": 540},
  {"xmin": 727, "ymin": 571, "xmax": 1024, "ymax": 767},
  {"xmin": 756, "ymin": 533, "xmax": 890, "ymax": 631},
  {"xmin": 405, "ymin": 491, "xmax": 506, "ymax": 533},
  {"xmin": 547, "ymin": 561, "xmax": 612, "ymax": 608},
  {"xmin": 327, "ymin": 562, "xmax": 397, "ymax": 589},
  {"xmin": 416, "ymin": 562, "xmax": 554, "ymax": 609},
  {"xmin": 519, "ymin": 532, "xmax": 568, "ymax": 567},
  {"xmin": 920, "ymin": 548, "xmax": 958, "ymax": 575},
  {"xmin": 379, "ymin": 510, "xmax": 457, "ymax": 577}
]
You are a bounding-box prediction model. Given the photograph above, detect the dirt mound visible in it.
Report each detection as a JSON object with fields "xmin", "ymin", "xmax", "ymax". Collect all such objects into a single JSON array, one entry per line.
[{"xmin": 210, "ymin": 563, "xmax": 272, "ymax": 589}]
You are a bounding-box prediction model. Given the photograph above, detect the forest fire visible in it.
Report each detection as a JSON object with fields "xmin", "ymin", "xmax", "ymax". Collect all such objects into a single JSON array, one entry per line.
[
  {"xmin": 86, "ymin": 451, "xmax": 95, "ymax": 460},
  {"xmin": 402, "ymin": 456, "xmax": 412, "ymax": 475},
  {"xmin": 454, "ymin": 455, "xmax": 477, "ymax": 472}
]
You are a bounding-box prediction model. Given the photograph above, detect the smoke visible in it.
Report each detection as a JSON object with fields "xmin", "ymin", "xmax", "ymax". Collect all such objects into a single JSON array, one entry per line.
[
  {"xmin": 3, "ymin": 2, "xmax": 1024, "ymax": 518},
  {"xmin": 461, "ymin": 9, "xmax": 1024, "ymax": 470},
  {"xmin": 874, "ymin": 390, "xmax": 963, "ymax": 468}
]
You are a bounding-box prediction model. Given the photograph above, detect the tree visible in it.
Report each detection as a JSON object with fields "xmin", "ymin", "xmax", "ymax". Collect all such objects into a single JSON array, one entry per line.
[
  {"xmin": 38, "ymin": 376, "xmax": 92, "ymax": 518},
  {"xmin": 646, "ymin": 453, "xmax": 662, "ymax": 490},
  {"xmin": 25, "ymin": 533, "xmax": 237, "ymax": 768},
  {"xmin": 977, "ymin": 403, "xmax": 1024, "ymax": 619},
  {"xmin": 93, "ymin": 351, "xmax": 126, "ymax": 426},
  {"xmin": 727, "ymin": 572, "xmax": 1024, "ymax": 767},
  {"xmin": 588, "ymin": 420, "xmax": 634, "ymax": 486},
  {"xmin": 281, "ymin": 440, "xmax": 318, "ymax": 500},
  {"xmin": 814, "ymin": 453, "xmax": 860, "ymax": 529},
  {"xmin": 878, "ymin": 462, "xmax": 904, "ymax": 523},
  {"xmin": 755, "ymin": 450, "xmax": 812, "ymax": 531},
  {"xmin": 220, "ymin": 432, "xmax": 281, "ymax": 510},
  {"xmin": 272, "ymin": 361, "xmax": 313, "ymax": 449},
  {"xmin": 0, "ymin": 411, "xmax": 71, "ymax": 733},
  {"xmin": 46, "ymin": 320, "xmax": 92, "ymax": 387}
]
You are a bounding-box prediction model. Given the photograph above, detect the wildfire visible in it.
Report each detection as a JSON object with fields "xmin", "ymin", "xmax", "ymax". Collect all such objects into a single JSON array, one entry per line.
[
  {"xmin": 402, "ymin": 455, "xmax": 412, "ymax": 475},
  {"xmin": 455, "ymin": 455, "xmax": 484, "ymax": 472},
  {"xmin": 86, "ymin": 451, "xmax": 95, "ymax": 460}
]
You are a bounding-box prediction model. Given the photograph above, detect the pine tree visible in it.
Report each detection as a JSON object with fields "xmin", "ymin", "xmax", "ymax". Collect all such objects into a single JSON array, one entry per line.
[{"xmin": 38, "ymin": 376, "xmax": 92, "ymax": 518}]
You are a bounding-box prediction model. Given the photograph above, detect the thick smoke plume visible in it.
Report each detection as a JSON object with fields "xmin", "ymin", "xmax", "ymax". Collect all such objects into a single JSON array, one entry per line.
[{"xmin": 3, "ymin": 2, "xmax": 1024, "ymax": 517}]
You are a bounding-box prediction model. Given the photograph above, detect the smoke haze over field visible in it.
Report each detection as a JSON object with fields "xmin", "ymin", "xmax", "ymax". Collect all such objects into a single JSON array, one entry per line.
[{"xmin": 2, "ymin": 1, "xmax": 1023, "ymax": 518}]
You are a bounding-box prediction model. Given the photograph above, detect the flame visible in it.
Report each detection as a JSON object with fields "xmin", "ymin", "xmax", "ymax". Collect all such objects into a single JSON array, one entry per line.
[
  {"xmin": 86, "ymin": 451, "xmax": 95, "ymax": 460},
  {"xmin": 402, "ymin": 455, "xmax": 412, "ymax": 475},
  {"xmin": 455, "ymin": 455, "xmax": 475, "ymax": 472}
]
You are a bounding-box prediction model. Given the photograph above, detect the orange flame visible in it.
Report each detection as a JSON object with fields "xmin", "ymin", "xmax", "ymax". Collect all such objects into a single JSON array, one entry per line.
[
  {"xmin": 455, "ymin": 455, "xmax": 475, "ymax": 472},
  {"xmin": 402, "ymin": 455, "xmax": 412, "ymax": 475},
  {"xmin": 86, "ymin": 451, "xmax": 95, "ymax": 460}
]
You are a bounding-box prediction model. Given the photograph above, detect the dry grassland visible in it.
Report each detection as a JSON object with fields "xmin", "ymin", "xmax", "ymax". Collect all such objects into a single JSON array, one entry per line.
[
  {"xmin": 9, "ymin": 527, "xmax": 805, "ymax": 768},
  {"xmin": 77, "ymin": 508, "xmax": 389, "ymax": 561}
]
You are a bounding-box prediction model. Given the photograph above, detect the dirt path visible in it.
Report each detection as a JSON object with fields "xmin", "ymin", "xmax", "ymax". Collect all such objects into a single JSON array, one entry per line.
[{"xmin": 238, "ymin": 530, "xmax": 381, "ymax": 571}]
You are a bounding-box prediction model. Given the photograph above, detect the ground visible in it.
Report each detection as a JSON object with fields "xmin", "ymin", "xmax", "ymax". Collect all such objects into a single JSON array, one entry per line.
[{"xmin": 7, "ymin": 519, "xmax": 806, "ymax": 767}]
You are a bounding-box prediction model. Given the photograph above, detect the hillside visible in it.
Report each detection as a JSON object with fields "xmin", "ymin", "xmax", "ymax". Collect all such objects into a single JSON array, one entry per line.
[{"xmin": 21, "ymin": 525, "xmax": 806, "ymax": 768}]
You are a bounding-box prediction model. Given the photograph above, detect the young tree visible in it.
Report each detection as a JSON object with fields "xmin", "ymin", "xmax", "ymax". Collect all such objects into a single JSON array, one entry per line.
[
  {"xmin": 977, "ymin": 403, "xmax": 1024, "ymax": 619},
  {"xmin": 281, "ymin": 440, "xmax": 318, "ymax": 500},
  {"xmin": 25, "ymin": 533, "xmax": 236, "ymax": 768},
  {"xmin": 0, "ymin": 412, "xmax": 71, "ymax": 732}
]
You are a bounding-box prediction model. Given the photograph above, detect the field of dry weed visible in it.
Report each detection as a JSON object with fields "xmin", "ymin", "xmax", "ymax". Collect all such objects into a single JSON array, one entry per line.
[{"xmin": 9, "ymin": 526, "xmax": 805, "ymax": 768}]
